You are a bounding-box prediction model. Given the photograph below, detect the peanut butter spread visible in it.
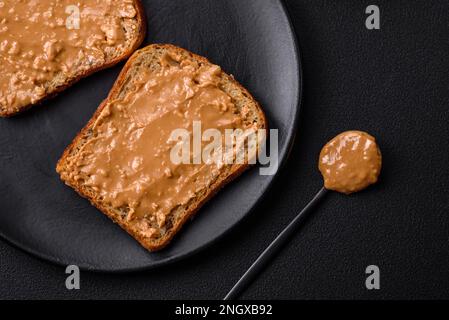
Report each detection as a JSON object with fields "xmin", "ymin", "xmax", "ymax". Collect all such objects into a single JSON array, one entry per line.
[
  {"xmin": 319, "ymin": 131, "xmax": 382, "ymax": 194},
  {"xmin": 0, "ymin": 0, "xmax": 138, "ymax": 113},
  {"xmin": 63, "ymin": 53, "xmax": 247, "ymax": 238}
]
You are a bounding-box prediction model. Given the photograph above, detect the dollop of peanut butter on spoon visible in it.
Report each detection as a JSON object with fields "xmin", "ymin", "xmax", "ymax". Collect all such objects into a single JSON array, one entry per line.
[
  {"xmin": 319, "ymin": 131, "xmax": 382, "ymax": 194},
  {"xmin": 225, "ymin": 130, "xmax": 383, "ymax": 300}
]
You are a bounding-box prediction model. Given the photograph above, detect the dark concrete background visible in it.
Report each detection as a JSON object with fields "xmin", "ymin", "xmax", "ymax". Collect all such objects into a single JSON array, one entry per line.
[{"xmin": 1, "ymin": 0, "xmax": 449, "ymax": 299}]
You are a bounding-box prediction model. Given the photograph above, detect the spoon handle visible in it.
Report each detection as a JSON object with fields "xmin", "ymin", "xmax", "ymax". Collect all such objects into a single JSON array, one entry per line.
[{"xmin": 224, "ymin": 187, "xmax": 328, "ymax": 300}]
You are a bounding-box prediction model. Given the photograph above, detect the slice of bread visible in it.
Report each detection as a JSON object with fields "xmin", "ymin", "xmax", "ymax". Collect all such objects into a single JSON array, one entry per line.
[
  {"xmin": 0, "ymin": 0, "xmax": 145, "ymax": 117},
  {"xmin": 56, "ymin": 44, "xmax": 267, "ymax": 251}
]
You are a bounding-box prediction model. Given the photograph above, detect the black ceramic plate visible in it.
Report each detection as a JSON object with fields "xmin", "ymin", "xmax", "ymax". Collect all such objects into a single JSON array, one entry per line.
[{"xmin": 0, "ymin": 0, "xmax": 301, "ymax": 271}]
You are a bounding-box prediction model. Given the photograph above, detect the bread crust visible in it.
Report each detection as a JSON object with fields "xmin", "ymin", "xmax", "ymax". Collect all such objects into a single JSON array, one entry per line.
[
  {"xmin": 0, "ymin": 0, "xmax": 146, "ymax": 117},
  {"xmin": 57, "ymin": 44, "xmax": 268, "ymax": 251}
]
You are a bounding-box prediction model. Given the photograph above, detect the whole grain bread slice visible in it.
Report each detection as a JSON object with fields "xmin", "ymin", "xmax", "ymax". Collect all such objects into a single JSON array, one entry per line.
[
  {"xmin": 56, "ymin": 44, "xmax": 267, "ymax": 251},
  {"xmin": 0, "ymin": 0, "xmax": 146, "ymax": 117}
]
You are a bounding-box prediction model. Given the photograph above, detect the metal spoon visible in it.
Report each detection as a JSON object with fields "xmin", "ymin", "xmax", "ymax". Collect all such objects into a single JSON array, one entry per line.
[{"xmin": 224, "ymin": 130, "xmax": 381, "ymax": 300}]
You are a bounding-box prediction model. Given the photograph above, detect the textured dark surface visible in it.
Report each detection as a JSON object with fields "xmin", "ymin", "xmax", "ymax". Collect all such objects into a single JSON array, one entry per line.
[
  {"xmin": 0, "ymin": 0, "xmax": 300, "ymax": 271},
  {"xmin": 1, "ymin": 0, "xmax": 449, "ymax": 299}
]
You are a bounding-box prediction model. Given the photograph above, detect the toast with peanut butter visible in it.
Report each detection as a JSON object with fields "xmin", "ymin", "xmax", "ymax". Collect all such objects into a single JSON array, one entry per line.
[
  {"xmin": 56, "ymin": 44, "xmax": 267, "ymax": 251},
  {"xmin": 0, "ymin": 0, "xmax": 145, "ymax": 117}
]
